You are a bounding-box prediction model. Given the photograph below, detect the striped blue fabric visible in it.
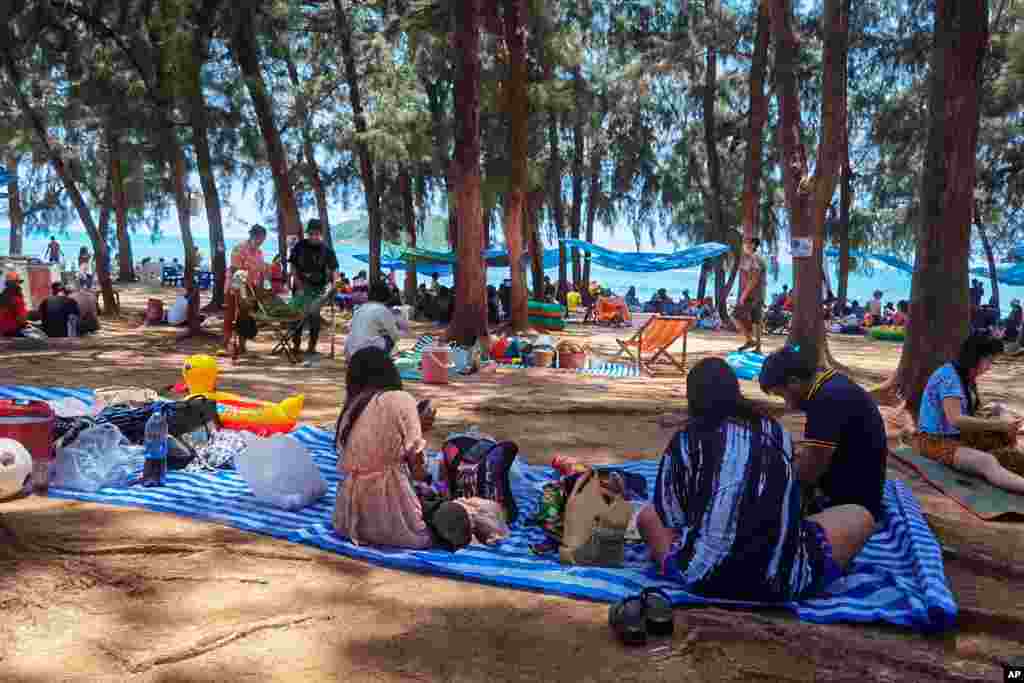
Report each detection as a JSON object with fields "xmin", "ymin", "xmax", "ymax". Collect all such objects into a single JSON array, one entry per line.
[
  {"xmin": 398, "ymin": 335, "xmax": 641, "ymax": 381},
  {"xmin": 0, "ymin": 384, "xmax": 957, "ymax": 632}
]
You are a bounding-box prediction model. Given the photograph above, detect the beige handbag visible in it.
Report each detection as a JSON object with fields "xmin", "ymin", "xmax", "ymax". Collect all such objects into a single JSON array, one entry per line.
[
  {"xmin": 94, "ymin": 386, "xmax": 161, "ymax": 408},
  {"xmin": 559, "ymin": 468, "xmax": 633, "ymax": 567}
]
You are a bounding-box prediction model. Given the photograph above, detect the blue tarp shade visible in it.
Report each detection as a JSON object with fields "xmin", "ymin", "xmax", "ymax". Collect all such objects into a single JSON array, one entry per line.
[
  {"xmin": 560, "ymin": 239, "xmax": 730, "ymax": 273},
  {"xmin": 825, "ymin": 248, "xmax": 915, "ymax": 275},
  {"xmin": 0, "ymin": 169, "xmax": 11, "ymax": 185},
  {"xmin": 352, "ymin": 254, "xmax": 453, "ymax": 277},
  {"xmin": 1008, "ymin": 243, "xmax": 1024, "ymax": 261},
  {"xmin": 969, "ymin": 263, "xmax": 1024, "ymax": 286}
]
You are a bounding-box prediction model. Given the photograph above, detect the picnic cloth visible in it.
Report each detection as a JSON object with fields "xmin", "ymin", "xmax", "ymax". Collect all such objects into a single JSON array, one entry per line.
[
  {"xmin": 0, "ymin": 385, "xmax": 957, "ymax": 632},
  {"xmin": 396, "ymin": 335, "xmax": 641, "ymax": 381},
  {"xmin": 891, "ymin": 447, "xmax": 1024, "ymax": 522}
]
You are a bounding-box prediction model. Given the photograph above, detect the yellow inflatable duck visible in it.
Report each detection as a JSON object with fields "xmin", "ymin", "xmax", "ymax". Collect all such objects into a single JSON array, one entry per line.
[{"xmin": 182, "ymin": 355, "xmax": 304, "ymax": 435}]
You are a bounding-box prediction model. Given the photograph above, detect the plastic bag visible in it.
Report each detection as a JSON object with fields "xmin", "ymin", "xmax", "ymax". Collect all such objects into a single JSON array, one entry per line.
[
  {"xmin": 235, "ymin": 434, "xmax": 327, "ymax": 511},
  {"xmin": 53, "ymin": 423, "xmax": 145, "ymax": 492}
]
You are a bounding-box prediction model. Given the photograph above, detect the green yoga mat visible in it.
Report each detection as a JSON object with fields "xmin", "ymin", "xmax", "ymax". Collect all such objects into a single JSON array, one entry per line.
[{"xmin": 892, "ymin": 447, "xmax": 1024, "ymax": 521}]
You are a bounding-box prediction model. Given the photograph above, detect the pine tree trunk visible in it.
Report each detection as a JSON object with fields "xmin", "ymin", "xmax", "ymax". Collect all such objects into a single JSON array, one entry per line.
[
  {"xmin": 548, "ymin": 113, "xmax": 568, "ymax": 302},
  {"xmin": 108, "ymin": 134, "xmax": 134, "ymax": 282},
  {"xmin": 334, "ymin": 0, "xmax": 383, "ymax": 286},
  {"xmin": 570, "ymin": 66, "xmax": 585, "ymax": 287},
  {"xmin": 401, "ymin": 168, "xmax": 417, "ymax": 303},
  {"xmin": 284, "ymin": 52, "xmax": 334, "ymax": 254},
  {"xmin": 502, "ymin": 0, "xmax": 530, "ymax": 332},
  {"xmin": 975, "ymin": 203, "xmax": 999, "ymax": 312},
  {"xmin": 164, "ymin": 127, "xmax": 201, "ymax": 334},
  {"xmin": 894, "ymin": 0, "xmax": 988, "ymax": 413},
  {"xmin": 838, "ymin": 149, "xmax": 852, "ymax": 308},
  {"xmin": 95, "ymin": 173, "xmax": 116, "ymax": 314},
  {"xmin": 739, "ymin": 0, "xmax": 770, "ymax": 297},
  {"xmin": 702, "ymin": 12, "xmax": 731, "ymax": 324},
  {"xmin": 2, "ymin": 47, "xmax": 116, "ymax": 313},
  {"xmin": 6, "ymin": 154, "xmax": 23, "ymax": 256},
  {"xmin": 447, "ymin": 0, "xmax": 488, "ymax": 345},
  {"xmin": 770, "ymin": 0, "xmax": 849, "ymax": 355},
  {"xmin": 697, "ymin": 263, "xmax": 710, "ymax": 300},
  {"xmin": 528, "ymin": 190, "xmax": 545, "ymax": 299},
  {"xmin": 187, "ymin": 46, "xmax": 225, "ymax": 307},
  {"xmin": 231, "ymin": 9, "xmax": 302, "ymax": 248},
  {"xmin": 583, "ymin": 143, "xmax": 601, "ymax": 288}
]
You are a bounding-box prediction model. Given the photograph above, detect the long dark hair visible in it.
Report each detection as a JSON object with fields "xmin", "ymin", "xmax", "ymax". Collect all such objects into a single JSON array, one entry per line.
[
  {"xmin": 336, "ymin": 347, "xmax": 404, "ymax": 449},
  {"xmin": 952, "ymin": 333, "xmax": 1004, "ymax": 416},
  {"xmin": 0, "ymin": 282, "xmax": 23, "ymax": 308},
  {"xmin": 685, "ymin": 357, "xmax": 768, "ymax": 452}
]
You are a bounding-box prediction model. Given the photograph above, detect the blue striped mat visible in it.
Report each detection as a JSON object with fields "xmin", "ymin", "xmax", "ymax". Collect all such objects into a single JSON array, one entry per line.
[
  {"xmin": 397, "ymin": 335, "xmax": 641, "ymax": 381},
  {"xmin": 0, "ymin": 384, "xmax": 956, "ymax": 632}
]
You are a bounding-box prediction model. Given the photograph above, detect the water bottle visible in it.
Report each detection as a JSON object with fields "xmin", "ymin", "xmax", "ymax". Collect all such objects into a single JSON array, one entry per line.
[{"xmin": 142, "ymin": 406, "xmax": 169, "ymax": 487}]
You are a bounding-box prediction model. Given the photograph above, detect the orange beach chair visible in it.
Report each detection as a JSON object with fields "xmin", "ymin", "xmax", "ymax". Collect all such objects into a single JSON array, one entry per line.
[{"xmin": 613, "ymin": 315, "xmax": 696, "ymax": 375}]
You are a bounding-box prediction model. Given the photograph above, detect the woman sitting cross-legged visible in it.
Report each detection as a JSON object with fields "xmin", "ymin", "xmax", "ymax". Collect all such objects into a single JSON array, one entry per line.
[
  {"xmin": 637, "ymin": 358, "xmax": 875, "ymax": 602},
  {"xmin": 913, "ymin": 333, "xmax": 1024, "ymax": 494},
  {"xmin": 334, "ymin": 347, "xmax": 509, "ymax": 551}
]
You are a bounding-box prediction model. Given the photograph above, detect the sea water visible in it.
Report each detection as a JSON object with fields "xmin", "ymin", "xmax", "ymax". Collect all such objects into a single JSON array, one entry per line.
[{"xmin": 5, "ymin": 227, "xmax": 1023, "ymax": 309}]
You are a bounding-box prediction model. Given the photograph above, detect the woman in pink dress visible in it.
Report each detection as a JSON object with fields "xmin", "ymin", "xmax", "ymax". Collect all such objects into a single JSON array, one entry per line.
[{"xmin": 334, "ymin": 347, "xmax": 472, "ymax": 549}]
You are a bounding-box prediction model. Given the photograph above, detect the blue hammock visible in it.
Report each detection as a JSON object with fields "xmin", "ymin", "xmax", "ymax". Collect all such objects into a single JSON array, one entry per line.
[
  {"xmin": 353, "ymin": 250, "xmax": 561, "ymax": 274},
  {"xmin": 1008, "ymin": 242, "xmax": 1024, "ymax": 261},
  {"xmin": 560, "ymin": 239, "xmax": 730, "ymax": 273},
  {"xmin": 824, "ymin": 248, "xmax": 914, "ymax": 275},
  {"xmin": 0, "ymin": 169, "xmax": 11, "ymax": 185}
]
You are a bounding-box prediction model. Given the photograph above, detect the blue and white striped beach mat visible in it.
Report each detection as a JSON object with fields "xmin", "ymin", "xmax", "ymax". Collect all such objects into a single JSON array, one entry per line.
[
  {"xmin": 397, "ymin": 335, "xmax": 641, "ymax": 381},
  {"xmin": 1, "ymin": 384, "xmax": 956, "ymax": 632}
]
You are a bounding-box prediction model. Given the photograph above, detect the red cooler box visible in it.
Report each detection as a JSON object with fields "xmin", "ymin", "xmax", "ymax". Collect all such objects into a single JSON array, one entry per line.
[{"xmin": 0, "ymin": 399, "xmax": 55, "ymax": 491}]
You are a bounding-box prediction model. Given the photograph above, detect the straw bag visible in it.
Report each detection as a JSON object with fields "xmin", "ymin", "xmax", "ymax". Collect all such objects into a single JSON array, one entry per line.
[{"xmin": 559, "ymin": 468, "xmax": 633, "ymax": 567}]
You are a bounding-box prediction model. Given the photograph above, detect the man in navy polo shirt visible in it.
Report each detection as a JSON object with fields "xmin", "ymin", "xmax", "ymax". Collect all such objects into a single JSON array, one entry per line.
[{"xmin": 759, "ymin": 345, "xmax": 888, "ymax": 523}]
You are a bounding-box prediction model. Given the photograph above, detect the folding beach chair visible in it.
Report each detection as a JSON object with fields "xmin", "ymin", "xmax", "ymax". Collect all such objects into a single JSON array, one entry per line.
[
  {"xmin": 613, "ymin": 315, "xmax": 696, "ymax": 375},
  {"xmin": 595, "ymin": 296, "xmax": 632, "ymax": 327},
  {"xmin": 233, "ymin": 284, "xmax": 306, "ymax": 364}
]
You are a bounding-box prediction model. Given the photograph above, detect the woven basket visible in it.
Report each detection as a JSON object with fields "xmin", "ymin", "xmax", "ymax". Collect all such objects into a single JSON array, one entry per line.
[{"xmin": 559, "ymin": 351, "xmax": 587, "ymax": 369}]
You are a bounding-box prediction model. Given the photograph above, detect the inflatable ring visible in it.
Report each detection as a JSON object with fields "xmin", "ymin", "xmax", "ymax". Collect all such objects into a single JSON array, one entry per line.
[{"xmin": 868, "ymin": 326, "xmax": 906, "ymax": 342}]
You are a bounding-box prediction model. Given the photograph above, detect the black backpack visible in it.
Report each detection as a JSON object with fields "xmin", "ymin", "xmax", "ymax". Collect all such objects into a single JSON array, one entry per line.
[{"xmin": 441, "ymin": 433, "xmax": 520, "ymax": 525}]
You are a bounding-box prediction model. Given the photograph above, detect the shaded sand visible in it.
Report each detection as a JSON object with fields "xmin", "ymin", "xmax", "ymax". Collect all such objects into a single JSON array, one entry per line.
[{"xmin": 2, "ymin": 284, "xmax": 1023, "ymax": 681}]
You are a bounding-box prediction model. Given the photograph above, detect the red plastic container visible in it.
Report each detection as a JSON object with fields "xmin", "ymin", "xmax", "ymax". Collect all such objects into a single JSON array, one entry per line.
[{"xmin": 0, "ymin": 399, "xmax": 55, "ymax": 492}]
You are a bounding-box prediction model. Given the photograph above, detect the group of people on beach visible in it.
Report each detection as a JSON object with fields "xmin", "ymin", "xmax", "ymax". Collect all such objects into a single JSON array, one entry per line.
[
  {"xmin": 330, "ymin": 322, "xmax": 1024, "ymax": 605},
  {"xmin": 0, "ymin": 270, "xmax": 100, "ymax": 341}
]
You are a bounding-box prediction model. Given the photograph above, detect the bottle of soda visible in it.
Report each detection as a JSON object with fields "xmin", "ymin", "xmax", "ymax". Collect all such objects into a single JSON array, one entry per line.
[{"xmin": 142, "ymin": 406, "xmax": 169, "ymax": 487}]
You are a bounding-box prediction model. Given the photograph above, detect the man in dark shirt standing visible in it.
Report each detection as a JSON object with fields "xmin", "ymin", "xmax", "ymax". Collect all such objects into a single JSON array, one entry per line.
[
  {"xmin": 288, "ymin": 219, "xmax": 338, "ymax": 356},
  {"xmin": 37, "ymin": 283, "xmax": 80, "ymax": 338},
  {"xmin": 759, "ymin": 345, "xmax": 888, "ymax": 524}
]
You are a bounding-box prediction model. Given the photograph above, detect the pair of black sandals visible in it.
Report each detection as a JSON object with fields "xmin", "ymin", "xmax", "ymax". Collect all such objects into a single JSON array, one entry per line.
[{"xmin": 608, "ymin": 587, "xmax": 674, "ymax": 646}]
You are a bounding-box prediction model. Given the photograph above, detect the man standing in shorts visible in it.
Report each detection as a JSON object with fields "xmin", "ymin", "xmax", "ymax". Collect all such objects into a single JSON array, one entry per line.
[{"xmin": 736, "ymin": 237, "xmax": 766, "ymax": 353}]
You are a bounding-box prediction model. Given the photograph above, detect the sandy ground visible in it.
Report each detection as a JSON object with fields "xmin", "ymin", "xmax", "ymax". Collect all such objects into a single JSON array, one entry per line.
[{"xmin": 2, "ymin": 283, "xmax": 1023, "ymax": 682}]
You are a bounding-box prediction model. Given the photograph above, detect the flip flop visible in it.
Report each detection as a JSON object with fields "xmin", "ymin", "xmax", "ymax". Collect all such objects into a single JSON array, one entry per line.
[
  {"xmin": 640, "ymin": 587, "xmax": 674, "ymax": 637},
  {"xmin": 608, "ymin": 595, "xmax": 647, "ymax": 646}
]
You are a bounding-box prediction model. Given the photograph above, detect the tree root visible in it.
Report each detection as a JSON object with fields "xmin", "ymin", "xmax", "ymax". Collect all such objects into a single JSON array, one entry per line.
[{"xmin": 128, "ymin": 612, "xmax": 332, "ymax": 673}]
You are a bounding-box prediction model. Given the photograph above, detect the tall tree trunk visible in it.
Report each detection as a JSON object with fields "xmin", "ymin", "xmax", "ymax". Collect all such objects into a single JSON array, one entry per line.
[
  {"xmin": 110, "ymin": 136, "xmax": 134, "ymax": 283},
  {"xmin": 583, "ymin": 143, "xmax": 602, "ymax": 288},
  {"xmin": 334, "ymin": 0, "xmax": 383, "ymax": 286},
  {"xmin": 1, "ymin": 46, "xmax": 116, "ymax": 313},
  {"xmin": 837, "ymin": 135, "xmax": 852, "ymax": 308},
  {"xmin": 769, "ymin": 0, "xmax": 849, "ymax": 355},
  {"xmin": 401, "ymin": 168, "xmax": 417, "ymax": 303},
  {"xmin": 6, "ymin": 154, "xmax": 23, "ymax": 256},
  {"xmin": 284, "ymin": 52, "xmax": 334, "ymax": 253},
  {"xmin": 447, "ymin": 0, "xmax": 488, "ymax": 345},
  {"xmin": 739, "ymin": 0, "xmax": 770, "ymax": 297},
  {"xmin": 548, "ymin": 112, "xmax": 568, "ymax": 301},
  {"xmin": 190, "ymin": 51, "xmax": 227, "ymax": 308},
  {"xmin": 702, "ymin": 8, "xmax": 731, "ymax": 324},
  {"xmin": 570, "ymin": 66, "xmax": 585, "ymax": 287},
  {"xmin": 528, "ymin": 190, "xmax": 545, "ymax": 298},
  {"xmin": 894, "ymin": 0, "xmax": 988, "ymax": 413},
  {"xmin": 502, "ymin": 0, "xmax": 531, "ymax": 332},
  {"xmin": 975, "ymin": 202, "xmax": 999, "ymax": 312},
  {"xmin": 164, "ymin": 127, "xmax": 201, "ymax": 334},
  {"xmin": 230, "ymin": 9, "xmax": 302, "ymax": 252}
]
